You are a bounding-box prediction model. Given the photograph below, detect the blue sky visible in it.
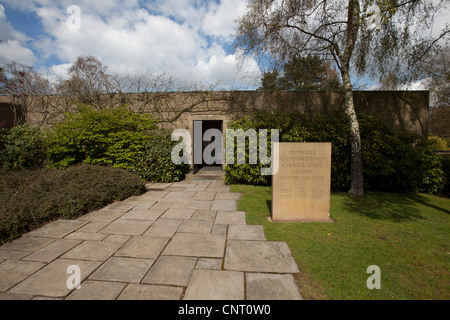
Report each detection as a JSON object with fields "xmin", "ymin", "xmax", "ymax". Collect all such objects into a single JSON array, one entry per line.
[
  {"xmin": 0, "ymin": 0, "xmax": 448, "ymax": 90},
  {"xmin": 0, "ymin": 0, "xmax": 261, "ymax": 88}
]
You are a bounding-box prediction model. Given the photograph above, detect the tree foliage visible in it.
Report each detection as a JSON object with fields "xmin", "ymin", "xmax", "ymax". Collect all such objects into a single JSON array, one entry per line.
[
  {"xmin": 259, "ymin": 54, "xmax": 342, "ymax": 90},
  {"xmin": 235, "ymin": 0, "xmax": 449, "ymax": 196}
]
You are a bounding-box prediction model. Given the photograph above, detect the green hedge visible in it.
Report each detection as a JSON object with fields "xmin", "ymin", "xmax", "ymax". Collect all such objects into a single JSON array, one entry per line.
[
  {"xmin": 0, "ymin": 164, "xmax": 146, "ymax": 244},
  {"xmin": 46, "ymin": 106, "xmax": 157, "ymax": 170},
  {"xmin": 131, "ymin": 129, "xmax": 191, "ymax": 182},
  {"xmin": 225, "ymin": 111, "xmax": 446, "ymax": 194},
  {"xmin": 45, "ymin": 106, "xmax": 190, "ymax": 182},
  {"xmin": 0, "ymin": 125, "xmax": 47, "ymax": 170}
]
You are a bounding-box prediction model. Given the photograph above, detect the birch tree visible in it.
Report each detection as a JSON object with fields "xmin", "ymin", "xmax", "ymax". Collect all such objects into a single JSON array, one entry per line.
[{"xmin": 235, "ymin": 0, "xmax": 449, "ymax": 196}]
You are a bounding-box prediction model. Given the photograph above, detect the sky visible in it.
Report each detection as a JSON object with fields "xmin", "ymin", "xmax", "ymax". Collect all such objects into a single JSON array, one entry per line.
[
  {"xmin": 0, "ymin": 0, "xmax": 448, "ymax": 91},
  {"xmin": 0, "ymin": 0, "xmax": 261, "ymax": 89}
]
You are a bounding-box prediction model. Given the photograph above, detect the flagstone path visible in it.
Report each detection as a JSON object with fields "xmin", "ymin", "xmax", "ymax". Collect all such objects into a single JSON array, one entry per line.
[{"xmin": 0, "ymin": 167, "xmax": 302, "ymax": 300}]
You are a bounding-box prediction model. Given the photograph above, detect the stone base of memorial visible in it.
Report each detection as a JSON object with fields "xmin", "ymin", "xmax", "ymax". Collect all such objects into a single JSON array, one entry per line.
[{"xmin": 271, "ymin": 142, "xmax": 332, "ymax": 222}]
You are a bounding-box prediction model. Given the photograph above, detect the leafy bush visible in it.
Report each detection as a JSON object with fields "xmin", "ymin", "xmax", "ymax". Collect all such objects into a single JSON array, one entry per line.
[
  {"xmin": 46, "ymin": 106, "xmax": 156, "ymax": 170},
  {"xmin": 45, "ymin": 106, "xmax": 190, "ymax": 182},
  {"xmin": 440, "ymin": 155, "xmax": 450, "ymax": 197},
  {"xmin": 0, "ymin": 125, "xmax": 47, "ymax": 170},
  {"xmin": 225, "ymin": 111, "xmax": 445, "ymax": 194},
  {"xmin": 225, "ymin": 111, "xmax": 351, "ymax": 190},
  {"xmin": 0, "ymin": 164, "xmax": 146, "ymax": 244},
  {"xmin": 131, "ymin": 129, "xmax": 191, "ymax": 182}
]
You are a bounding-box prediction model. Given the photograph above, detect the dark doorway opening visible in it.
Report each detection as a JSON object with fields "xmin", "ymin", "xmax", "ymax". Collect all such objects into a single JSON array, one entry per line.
[{"xmin": 193, "ymin": 120, "xmax": 223, "ymax": 174}]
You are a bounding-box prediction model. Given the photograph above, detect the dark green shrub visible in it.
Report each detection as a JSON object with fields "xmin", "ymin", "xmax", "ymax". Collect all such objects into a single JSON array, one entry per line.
[
  {"xmin": 0, "ymin": 125, "xmax": 47, "ymax": 170},
  {"xmin": 131, "ymin": 129, "xmax": 191, "ymax": 182},
  {"xmin": 0, "ymin": 164, "xmax": 146, "ymax": 244},
  {"xmin": 360, "ymin": 116, "xmax": 445, "ymax": 193},
  {"xmin": 225, "ymin": 111, "xmax": 445, "ymax": 194},
  {"xmin": 46, "ymin": 106, "xmax": 156, "ymax": 170},
  {"xmin": 440, "ymin": 155, "xmax": 450, "ymax": 197},
  {"xmin": 225, "ymin": 111, "xmax": 351, "ymax": 190}
]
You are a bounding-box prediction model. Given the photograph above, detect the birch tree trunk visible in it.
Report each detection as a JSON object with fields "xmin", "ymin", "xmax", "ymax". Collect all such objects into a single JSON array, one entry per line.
[
  {"xmin": 341, "ymin": 0, "xmax": 364, "ymax": 196},
  {"xmin": 341, "ymin": 69, "xmax": 364, "ymax": 196}
]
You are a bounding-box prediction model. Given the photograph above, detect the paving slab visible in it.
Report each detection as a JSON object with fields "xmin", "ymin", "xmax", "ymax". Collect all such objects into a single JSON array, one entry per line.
[
  {"xmin": 161, "ymin": 208, "xmax": 195, "ymax": 220},
  {"xmin": 224, "ymin": 240, "xmax": 300, "ymax": 273},
  {"xmin": 171, "ymin": 183, "xmax": 193, "ymax": 188},
  {"xmin": 99, "ymin": 219, "xmax": 153, "ymax": 236},
  {"xmin": 163, "ymin": 233, "xmax": 225, "ymax": 258},
  {"xmin": 193, "ymin": 191, "xmax": 216, "ymax": 201},
  {"xmin": 150, "ymin": 201, "xmax": 175, "ymax": 210},
  {"xmin": 120, "ymin": 209, "xmax": 164, "ymax": 221},
  {"xmin": 246, "ymin": 273, "xmax": 302, "ymax": 300},
  {"xmin": 161, "ymin": 191, "xmax": 196, "ymax": 202},
  {"xmin": 65, "ymin": 280, "xmax": 126, "ymax": 300},
  {"xmin": 9, "ymin": 259, "xmax": 101, "ymax": 298},
  {"xmin": 89, "ymin": 257, "xmax": 154, "ymax": 283},
  {"xmin": 165, "ymin": 186, "xmax": 187, "ymax": 192},
  {"xmin": 191, "ymin": 210, "xmax": 217, "ymax": 221},
  {"xmin": 0, "ymin": 260, "xmax": 46, "ymax": 291},
  {"xmin": 0, "ymin": 293, "xmax": 33, "ymax": 300},
  {"xmin": 139, "ymin": 191, "xmax": 169, "ymax": 201},
  {"xmin": 184, "ymin": 270, "xmax": 244, "ymax": 300},
  {"xmin": 115, "ymin": 236, "xmax": 169, "ymax": 259},
  {"xmin": 215, "ymin": 192, "xmax": 242, "ymax": 200},
  {"xmin": 118, "ymin": 284, "xmax": 183, "ymax": 300},
  {"xmin": 210, "ymin": 200, "xmax": 238, "ymax": 211},
  {"xmin": 178, "ymin": 220, "xmax": 213, "ymax": 234},
  {"xmin": 195, "ymin": 258, "xmax": 222, "ymax": 270},
  {"xmin": 142, "ymin": 256, "xmax": 197, "ymax": 286},
  {"xmin": 102, "ymin": 234, "xmax": 131, "ymax": 244},
  {"xmin": 146, "ymin": 183, "xmax": 173, "ymax": 190},
  {"xmin": 102, "ymin": 201, "xmax": 140, "ymax": 212},
  {"xmin": 64, "ymin": 232, "xmax": 108, "ymax": 241},
  {"xmin": 211, "ymin": 224, "xmax": 227, "ymax": 235},
  {"xmin": 24, "ymin": 220, "xmax": 87, "ymax": 239},
  {"xmin": 0, "ymin": 237, "xmax": 55, "ymax": 253},
  {"xmin": 143, "ymin": 219, "xmax": 183, "ymax": 238},
  {"xmin": 131, "ymin": 203, "xmax": 156, "ymax": 210},
  {"xmin": 77, "ymin": 210, "xmax": 124, "ymax": 222},
  {"xmin": 206, "ymin": 186, "xmax": 231, "ymax": 193},
  {"xmin": 227, "ymin": 225, "xmax": 266, "ymax": 241},
  {"xmin": 23, "ymin": 239, "xmax": 82, "ymax": 263},
  {"xmin": 187, "ymin": 200, "xmax": 213, "ymax": 210},
  {"xmin": 184, "ymin": 186, "xmax": 208, "ymax": 192},
  {"xmin": 61, "ymin": 241, "xmax": 122, "ymax": 261},
  {"xmin": 76, "ymin": 221, "xmax": 110, "ymax": 233},
  {"xmin": 215, "ymin": 211, "xmax": 246, "ymax": 225},
  {"xmin": 0, "ymin": 250, "xmax": 30, "ymax": 260}
]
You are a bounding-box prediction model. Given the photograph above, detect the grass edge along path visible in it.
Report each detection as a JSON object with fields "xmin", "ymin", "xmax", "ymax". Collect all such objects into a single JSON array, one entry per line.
[{"xmin": 230, "ymin": 184, "xmax": 450, "ymax": 300}]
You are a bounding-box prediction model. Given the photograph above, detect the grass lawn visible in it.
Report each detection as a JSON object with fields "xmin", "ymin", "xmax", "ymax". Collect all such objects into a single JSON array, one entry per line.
[{"xmin": 230, "ymin": 185, "xmax": 450, "ymax": 300}]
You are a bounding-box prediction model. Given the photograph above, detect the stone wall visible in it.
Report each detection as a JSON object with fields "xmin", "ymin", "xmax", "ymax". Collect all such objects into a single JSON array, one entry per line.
[{"xmin": 0, "ymin": 90, "xmax": 429, "ymax": 135}]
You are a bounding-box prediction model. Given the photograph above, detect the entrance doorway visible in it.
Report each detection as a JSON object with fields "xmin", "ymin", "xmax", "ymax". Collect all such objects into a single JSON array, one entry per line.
[{"xmin": 192, "ymin": 120, "xmax": 223, "ymax": 174}]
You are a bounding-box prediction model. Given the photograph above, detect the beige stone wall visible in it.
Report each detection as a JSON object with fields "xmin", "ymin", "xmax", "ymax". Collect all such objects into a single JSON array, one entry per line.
[{"xmin": 0, "ymin": 90, "xmax": 429, "ymax": 135}]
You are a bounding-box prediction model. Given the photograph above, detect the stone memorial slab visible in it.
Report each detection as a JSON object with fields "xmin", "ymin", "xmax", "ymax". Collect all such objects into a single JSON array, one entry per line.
[{"xmin": 272, "ymin": 142, "xmax": 332, "ymax": 222}]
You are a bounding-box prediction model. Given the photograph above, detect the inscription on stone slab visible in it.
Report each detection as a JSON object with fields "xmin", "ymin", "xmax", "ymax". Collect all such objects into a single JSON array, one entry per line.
[{"xmin": 272, "ymin": 142, "xmax": 331, "ymax": 222}]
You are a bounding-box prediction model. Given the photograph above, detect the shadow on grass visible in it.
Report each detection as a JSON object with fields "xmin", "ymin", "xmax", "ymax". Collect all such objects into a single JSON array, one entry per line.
[
  {"xmin": 265, "ymin": 200, "xmax": 272, "ymax": 216},
  {"xmin": 342, "ymin": 191, "xmax": 449, "ymax": 222}
]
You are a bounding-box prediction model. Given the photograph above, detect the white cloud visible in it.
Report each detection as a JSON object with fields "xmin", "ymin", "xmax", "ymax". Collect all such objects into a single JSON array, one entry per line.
[
  {"xmin": 0, "ymin": 4, "xmax": 36, "ymax": 65},
  {"xmin": 2, "ymin": 0, "xmax": 260, "ymax": 88},
  {"xmin": 201, "ymin": 0, "xmax": 248, "ymax": 39},
  {"xmin": 0, "ymin": 39, "xmax": 36, "ymax": 66}
]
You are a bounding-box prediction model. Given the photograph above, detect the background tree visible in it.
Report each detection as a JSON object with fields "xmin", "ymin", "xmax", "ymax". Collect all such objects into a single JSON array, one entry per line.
[
  {"xmin": 57, "ymin": 55, "xmax": 110, "ymax": 107},
  {"xmin": 0, "ymin": 62, "xmax": 51, "ymax": 125},
  {"xmin": 259, "ymin": 55, "xmax": 341, "ymax": 90},
  {"xmin": 235, "ymin": 0, "xmax": 449, "ymax": 196}
]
